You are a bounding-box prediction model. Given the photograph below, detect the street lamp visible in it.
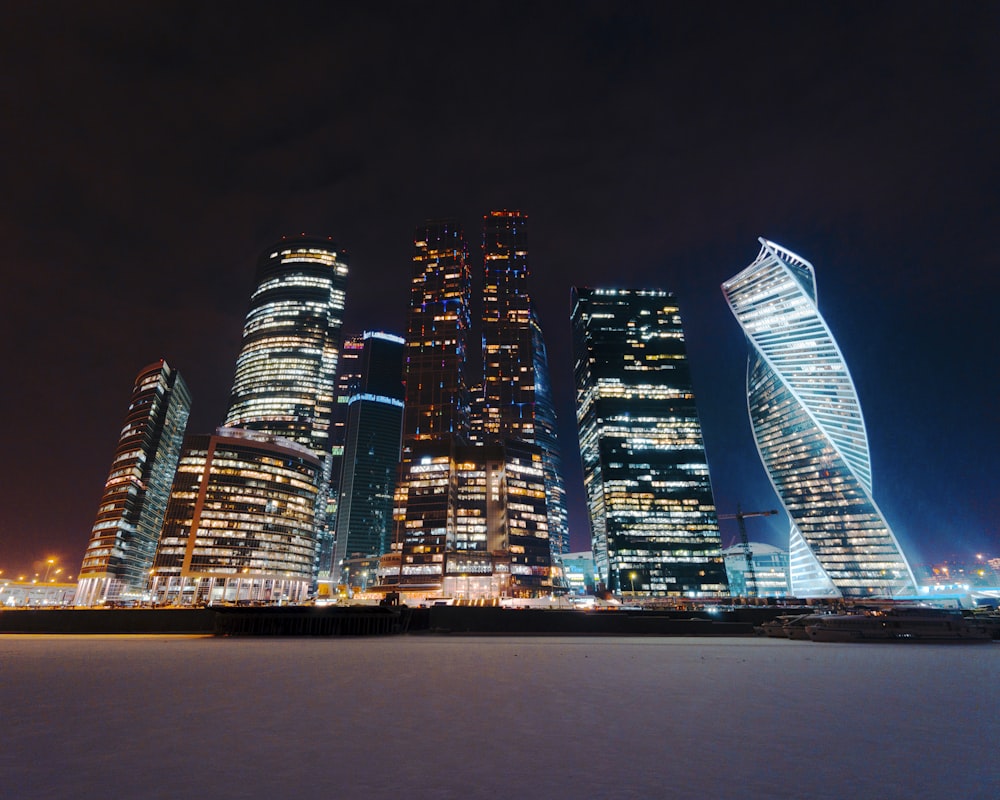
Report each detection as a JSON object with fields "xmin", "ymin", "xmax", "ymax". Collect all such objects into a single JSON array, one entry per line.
[
  {"xmin": 628, "ymin": 571, "xmax": 637, "ymax": 598},
  {"xmin": 43, "ymin": 559, "xmax": 56, "ymax": 583}
]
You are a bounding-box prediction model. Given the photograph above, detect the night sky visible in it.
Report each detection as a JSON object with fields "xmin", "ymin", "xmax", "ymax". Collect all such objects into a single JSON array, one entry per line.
[{"xmin": 2, "ymin": 2, "xmax": 996, "ymax": 578}]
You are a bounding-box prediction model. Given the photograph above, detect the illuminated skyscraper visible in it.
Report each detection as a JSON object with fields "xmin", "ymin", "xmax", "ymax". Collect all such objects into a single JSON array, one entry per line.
[
  {"xmin": 482, "ymin": 210, "xmax": 534, "ymax": 441},
  {"xmin": 531, "ymin": 308, "xmax": 570, "ymax": 565},
  {"xmin": 722, "ymin": 238, "xmax": 916, "ymax": 597},
  {"xmin": 386, "ymin": 216, "xmax": 556, "ymax": 597},
  {"xmin": 224, "ymin": 235, "xmax": 347, "ymax": 456},
  {"xmin": 481, "ymin": 210, "xmax": 569, "ymax": 570},
  {"xmin": 330, "ymin": 332, "xmax": 405, "ymax": 585},
  {"xmin": 320, "ymin": 332, "xmax": 364, "ymax": 577},
  {"xmin": 390, "ymin": 221, "xmax": 472, "ymax": 590},
  {"xmin": 400, "ymin": 220, "xmax": 471, "ymax": 446},
  {"xmin": 75, "ymin": 360, "xmax": 191, "ymax": 606},
  {"xmin": 722, "ymin": 542, "xmax": 790, "ymax": 598},
  {"xmin": 149, "ymin": 428, "xmax": 320, "ymax": 605},
  {"xmin": 224, "ymin": 235, "xmax": 349, "ymax": 576},
  {"xmin": 571, "ymin": 288, "xmax": 727, "ymax": 596}
]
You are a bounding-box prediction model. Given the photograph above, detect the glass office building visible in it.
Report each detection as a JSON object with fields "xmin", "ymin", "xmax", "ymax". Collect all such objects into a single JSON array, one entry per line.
[
  {"xmin": 224, "ymin": 235, "xmax": 349, "ymax": 579},
  {"xmin": 390, "ymin": 220, "xmax": 472, "ymax": 591},
  {"xmin": 385, "ymin": 215, "xmax": 556, "ymax": 598},
  {"xmin": 722, "ymin": 239, "xmax": 916, "ymax": 597},
  {"xmin": 225, "ymin": 236, "xmax": 348, "ymax": 456},
  {"xmin": 330, "ymin": 332, "xmax": 405, "ymax": 585},
  {"xmin": 571, "ymin": 288, "xmax": 727, "ymax": 596},
  {"xmin": 320, "ymin": 333, "xmax": 365, "ymax": 577},
  {"xmin": 149, "ymin": 428, "xmax": 320, "ymax": 605},
  {"xmin": 481, "ymin": 210, "xmax": 568, "ymax": 575},
  {"xmin": 531, "ymin": 309, "xmax": 570, "ymax": 567},
  {"xmin": 75, "ymin": 360, "xmax": 191, "ymax": 605}
]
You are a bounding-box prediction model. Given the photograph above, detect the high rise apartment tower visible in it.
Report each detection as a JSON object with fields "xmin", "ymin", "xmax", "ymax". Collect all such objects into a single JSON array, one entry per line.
[
  {"xmin": 722, "ymin": 239, "xmax": 916, "ymax": 597},
  {"xmin": 401, "ymin": 221, "xmax": 472, "ymax": 445},
  {"xmin": 75, "ymin": 360, "xmax": 191, "ymax": 605},
  {"xmin": 571, "ymin": 288, "xmax": 727, "ymax": 596},
  {"xmin": 224, "ymin": 235, "xmax": 348, "ymax": 460}
]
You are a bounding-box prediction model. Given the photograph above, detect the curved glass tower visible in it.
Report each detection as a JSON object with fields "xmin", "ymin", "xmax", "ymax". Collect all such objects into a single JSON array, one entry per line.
[
  {"xmin": 224, "ymin": 236, "xmax": 348, "ymax": 459},
  {"xmin": 224, "ymin": 236, "xmax": 348, "ymax": 578},
  {"xmin": 722, "ymin": 239, "xmax": 916, "ymax": 598}
]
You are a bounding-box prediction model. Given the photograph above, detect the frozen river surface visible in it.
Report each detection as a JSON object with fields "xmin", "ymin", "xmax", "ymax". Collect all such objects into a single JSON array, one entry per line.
[{"xmin": 1, "ymin": 635, "xmax": 997, "ymax": 799}]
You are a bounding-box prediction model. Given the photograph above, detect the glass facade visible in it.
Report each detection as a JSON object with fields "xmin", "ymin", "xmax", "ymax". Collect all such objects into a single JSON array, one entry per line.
[
  {"xmin": 330, "ymin": 332, "xmax": 405, "ymax": 585},
  {"xmin": 390, "ymin": 221, "xmax": 472, "ymax": 591},
  {"xmin": 385, "ymin": 214, "xmax": 557, "ymax": 598},
  {"xmin": 223, "ymin": 235, "xmax": 348, "ymax": 580},
  {"xmin": 571, "ymin": 288, "xmax": 727, "ymax": 596},
  {"xmin": 482, "ymin": 210, "xmax": 534, "ymax": 441},
  {"xmin": 224, "ymin": 236, "xmax": 348, "ymax": 455},
  {"xmin": 390, "ymin": 441, "xmax": 552, "ymax": 598},
  {"xmin": 481, "ymin": 210, "xmax": 567, "ymax": 578},
  {"xmin": 722, "ymin": 239, "xmax": 917, "ymax": 597},
  {"xmin": 531, "ymin": 309, "xmax": 570, "ymax": 567},
  {"xmin": 320, "ymin": 333, "xmax": 365, "ymax": 577},
  {"xmin": 75, "ymin": 360, "xmax": 191, "ymax": 605},
  {"xmin": 149, "ymin": 428, "xmax": 320, "ymax": 605},
  {"xmin": 400, "ymin": 220, "xmax": 471, "ymax": 445}
]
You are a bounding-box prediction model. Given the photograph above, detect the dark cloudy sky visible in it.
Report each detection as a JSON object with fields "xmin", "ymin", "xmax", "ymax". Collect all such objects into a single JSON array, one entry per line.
[{"xmin": 1, "ymin": 1, "xmax": 997, "ymax": 578}]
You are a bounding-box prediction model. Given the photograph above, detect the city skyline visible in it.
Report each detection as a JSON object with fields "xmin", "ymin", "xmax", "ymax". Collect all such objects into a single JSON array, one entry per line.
[{"xmin": 2, "ymin": 4, "xmax": 996, "ymax": 575}]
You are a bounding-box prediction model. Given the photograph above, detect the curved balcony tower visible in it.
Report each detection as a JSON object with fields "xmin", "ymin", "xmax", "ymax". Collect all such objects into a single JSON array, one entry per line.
[{"xmin": 722, "ymin": 238, "xmax": 916, "ymax": 598}]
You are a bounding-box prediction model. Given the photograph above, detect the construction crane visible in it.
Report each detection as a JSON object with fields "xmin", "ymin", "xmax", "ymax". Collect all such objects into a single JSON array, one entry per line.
[{"xmin": 718, "ymin": 508, "xmax": 778, "ymax": 598}]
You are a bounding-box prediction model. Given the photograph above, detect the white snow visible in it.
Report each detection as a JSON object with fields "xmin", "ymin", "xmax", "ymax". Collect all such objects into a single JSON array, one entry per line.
[{"xmin": 1, "ymin": 635, "xmax": 997, "ymax": 799}]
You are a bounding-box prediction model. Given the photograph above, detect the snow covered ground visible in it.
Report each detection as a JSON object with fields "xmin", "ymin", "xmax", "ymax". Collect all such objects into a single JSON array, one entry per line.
[{"xmin": 1, "ymin": 635, "xmax": 996, "ymax": 799}]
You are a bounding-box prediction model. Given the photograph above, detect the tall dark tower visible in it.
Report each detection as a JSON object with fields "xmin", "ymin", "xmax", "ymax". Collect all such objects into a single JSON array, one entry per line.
[
  {"xmin": 389, "ymin": 221, "xmax": 472, "ymax": 591},
  {"xmin": 482, "ymin": 210, "xmax": 568, "ymax": 577},
  {"xmin": 571, "ymin": 288, "xmax": 727, "ymax": 596},
  {"xmin": 531, "ymin": 308, "xmax": 570, "ymax": 564},
  {"xmin": 384, "ymin": 213, "xmax": 565, "ymax": 599},
  {"xmin": 319, "ymin": 332, "xmax": 365, "ymax": 578},
  {"xmin": 330, "ymin": 332, "xmax": 405, "ymax": 585},
  {"xmin": 75, "ymin": 360, "xmax": 191, "ymax": 605},
  {"xmin": 401, "ymin": 220, "xmax": 471, "ymax": 445},
  {"xmin": 224, "ymin": 235, "xmax": 349, "ymax": 576},
  {"xmin": 482, "ymin": 210, "xmax": 534, "ymax": 441}
]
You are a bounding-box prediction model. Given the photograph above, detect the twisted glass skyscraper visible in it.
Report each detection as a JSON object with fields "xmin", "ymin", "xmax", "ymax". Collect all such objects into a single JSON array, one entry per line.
[{"xmin": 722, "ymin": 239, "xmax": 916, "ymax": 597}]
